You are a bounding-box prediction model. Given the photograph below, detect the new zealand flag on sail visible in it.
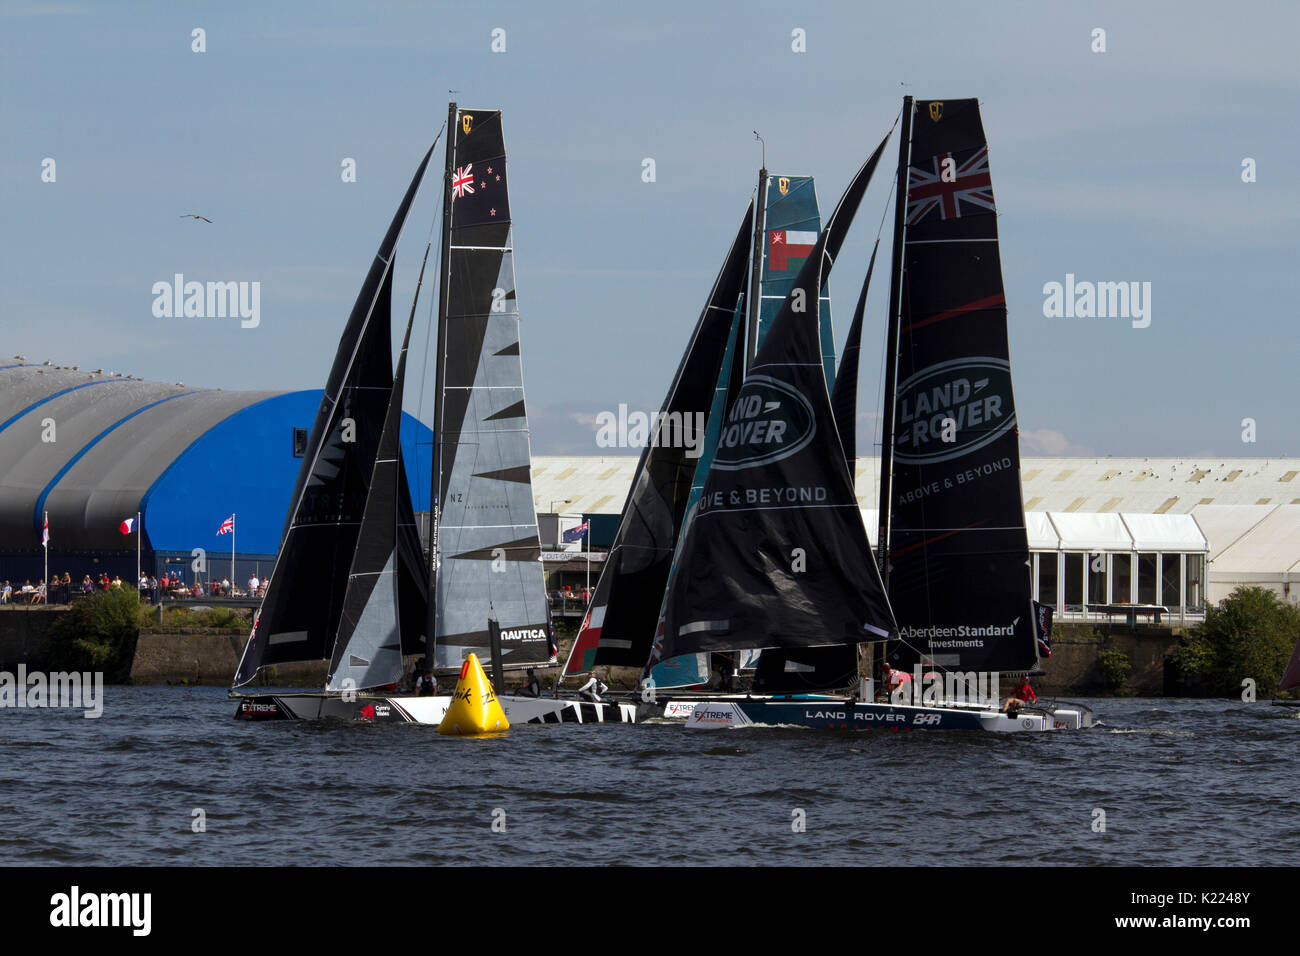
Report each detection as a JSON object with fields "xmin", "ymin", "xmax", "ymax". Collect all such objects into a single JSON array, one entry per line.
[{"xmin": 451, "ymin": 154, "xmax": 510, "ymax": 227}]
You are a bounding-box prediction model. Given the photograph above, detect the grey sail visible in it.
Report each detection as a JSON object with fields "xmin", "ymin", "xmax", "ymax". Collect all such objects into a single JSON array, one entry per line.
[
  {"xmin": 326, "ymin": 250, "xmax": 431, "ymax": 691},
  {"xmin": 431, "ymin": 106, "xmax": 550, "ymax": 670}
]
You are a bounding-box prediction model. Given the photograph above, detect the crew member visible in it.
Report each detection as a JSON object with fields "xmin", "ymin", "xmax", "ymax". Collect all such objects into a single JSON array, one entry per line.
[
  {"xmin": 1002, "ymin": 675, "xmax": 1037, "ymax": 713},
  {"xmin": 577, "ymin": 670, "xmax": 608, "ymax": 702},
  {"xmin": 518, "ymin": 668, "xmax": 541, "ymax": 698},
  {"xmin": 418, "ymin": 671, "xmax": 437, "ymax": 697},
  {"xmin": 881, "ymin": 662, "xmax": 913, "ymax": 701}
]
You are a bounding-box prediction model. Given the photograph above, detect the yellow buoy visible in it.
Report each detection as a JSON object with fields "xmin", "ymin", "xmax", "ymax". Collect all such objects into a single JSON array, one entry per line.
[{"xmin": 438, "ymin": 653, "xmax": 510, "ymax": 736}]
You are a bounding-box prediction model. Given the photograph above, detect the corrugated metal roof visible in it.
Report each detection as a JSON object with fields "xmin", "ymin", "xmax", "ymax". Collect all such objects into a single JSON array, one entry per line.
[{"xmin": 531, "ymin": 455, "xmax": 1300, "ymax": 518}]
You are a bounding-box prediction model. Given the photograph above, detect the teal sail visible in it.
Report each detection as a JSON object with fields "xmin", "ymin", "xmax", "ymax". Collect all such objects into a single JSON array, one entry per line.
[
  {"xmin": 648, "ymin": 306, "xmax": 744, "ymax": 689},
  {"xmin": 753, "ymin": 175, "xmax": 834, "ymax": 390}
]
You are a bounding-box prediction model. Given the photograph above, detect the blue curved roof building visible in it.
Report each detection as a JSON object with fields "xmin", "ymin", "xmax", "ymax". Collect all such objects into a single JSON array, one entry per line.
[{"xmin": 0, "ymin": 361, "xmax": 431, "ymax": 584}]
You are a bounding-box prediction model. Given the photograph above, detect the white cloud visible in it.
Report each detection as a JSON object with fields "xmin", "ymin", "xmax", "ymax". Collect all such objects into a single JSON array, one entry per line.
[{"xmin": 1019, "ymin": 427, "xmax": 1093, "ymax": 457}]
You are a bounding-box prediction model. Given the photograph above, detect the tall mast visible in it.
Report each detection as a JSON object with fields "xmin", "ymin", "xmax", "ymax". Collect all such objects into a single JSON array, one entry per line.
[
  {"xmin": 426, "ymin": 100, "xmax": 457, "ymax": 661},
  {"xmin": 745, "ymin": 135, "xmax": 767, "ymax": 372},
  {"xmin": 877, "ymin": 96, "xmax": 913, "ymax": 587}
]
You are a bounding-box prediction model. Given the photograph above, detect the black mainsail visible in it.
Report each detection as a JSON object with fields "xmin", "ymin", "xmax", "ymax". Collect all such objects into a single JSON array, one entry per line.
[
  {"xmin": 326, "ymin": 249, "xmax": 432, "ymax": 691},
  {"xmin": 659, "ymin": 136, "xmax": 896, "ymax": 660},
  {"xmin": 234, "ymin": 146, "xmax": 433, "ymax": 687},
  {"xmin": 430, "ymin": 106, "xmax": 550, "ymax": 671},
  {"xmin": 830, "ymin": 242, "xmax": 879, "ymax": 475},
  {"xmin": 566, "ymin": 205, "xmax": 754, "ymax": 673},
  {"xmin": 879, "ymin": 97, "xmax": 1038, "ymax": 674}
]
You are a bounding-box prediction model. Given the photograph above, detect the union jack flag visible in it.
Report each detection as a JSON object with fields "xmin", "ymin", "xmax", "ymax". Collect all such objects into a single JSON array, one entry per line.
[
  {"xmin": 906, "ymin": 146, "xmax": 996, "ymax": 225},
  {"xmin": 452, "ymin": 164, "xmax": 475, "ymax": 199},
  {"xmin": 217, "ymin": 515, "xmax": 234, "ymax": 535}
]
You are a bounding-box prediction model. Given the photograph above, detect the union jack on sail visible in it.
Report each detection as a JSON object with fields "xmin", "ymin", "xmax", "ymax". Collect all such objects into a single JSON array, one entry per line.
[
  {"xmin": 906, "ymin": 146, "xmax": 996, "ymax": 225},
  {"xmin": 452, "ymin": 164, "xmax": 475, "ymax": 199}
]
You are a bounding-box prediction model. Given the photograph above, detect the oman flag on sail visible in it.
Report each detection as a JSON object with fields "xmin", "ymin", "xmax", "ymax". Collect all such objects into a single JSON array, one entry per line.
[
  {"xmin": 768, "ymin": 230, "xmax": 817, "ymax": 272},
  {"xmin": 119, "ymin": 517, "xmax": 138, "ymax": 535}
]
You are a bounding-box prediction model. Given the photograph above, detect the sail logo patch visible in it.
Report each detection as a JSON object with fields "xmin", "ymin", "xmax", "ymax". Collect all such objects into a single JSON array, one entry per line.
[
  {"xmin": 462, "ymin": 113, "xmax": 473, "ymax": 135},
  {"xmin": 778, "ymin": 176, "xmax": 790, "ymax": 195},
  {"xmin": 712, "ymin": 375, "xmax": 815, "ymax": 471},
  {"xmin": 895, "ymin": 357, "xmax": 1016, "ymax": 465},
  {"xmin": 929, "ymin": 101, "xmax": 943, "ymax": 121}
]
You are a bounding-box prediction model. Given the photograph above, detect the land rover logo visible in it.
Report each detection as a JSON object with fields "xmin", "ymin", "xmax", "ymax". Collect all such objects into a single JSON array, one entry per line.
[
  {"xmin": 894, "ymin": 357, "xmax": 1016, "ymax": 465},
  {"xmin": 712, "ymin": 375, "xmax": 815, "ymax": 471}
]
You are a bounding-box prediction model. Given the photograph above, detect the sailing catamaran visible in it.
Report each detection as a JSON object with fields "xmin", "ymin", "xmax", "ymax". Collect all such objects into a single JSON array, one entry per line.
[
  {"xmin": 567, "ymin": 98, "xmax": 1090, "ymax": 732},
  {"xmin": 562, "ymin": 160, "xmax": 842, "ymax": 693},
  {"xmin": 231, "ymin": 105, "xmax": 635, "ymax": 725}
]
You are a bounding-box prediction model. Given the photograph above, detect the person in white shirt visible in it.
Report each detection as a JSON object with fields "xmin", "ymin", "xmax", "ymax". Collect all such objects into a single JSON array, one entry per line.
[
  {"xmin": 577, "ymin": 671, "xmax": 608, "ymax": 702},
  {"xmin": 248, "ymin": 574, "xmax": 260, "ymax": 594}
]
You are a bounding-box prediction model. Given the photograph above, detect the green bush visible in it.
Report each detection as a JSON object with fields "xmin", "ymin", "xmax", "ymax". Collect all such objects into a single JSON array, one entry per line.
[
  {"xmin": 1171, "ymin": 586, "xmax": 1300, "ymax": 697},
  {"xmin": 48, "ymin": 588, "xmax": 141, "ymax": 682},
  {"xmin": 1097, "ymin": 647, "xmax": 1132, "ymax": 692}
]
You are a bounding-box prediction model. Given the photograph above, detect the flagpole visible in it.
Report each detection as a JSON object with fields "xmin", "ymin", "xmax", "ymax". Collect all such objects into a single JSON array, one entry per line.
[
  {"xmin": 136, "ymin": 511, "xmax": 141, "ymax": 600},
  {"xmin": 231, "ymin": 513, "xmax": 236, "ymax": 595},
  {"xmin": 43, "ymin": 510, "xmax": 48, "ymax": 596}
]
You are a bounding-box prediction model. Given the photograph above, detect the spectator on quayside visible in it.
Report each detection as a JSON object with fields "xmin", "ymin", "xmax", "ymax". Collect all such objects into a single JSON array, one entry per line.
[
  {"xmin": 1001, "ymin": 675, "xmax": 1037, "ymax": 714},
  {"xmin": 517, "ymin": 668, "xmax": 541, "ymax": 698},
  {"xmin": 248, "ymin": 573, "xmax": 260, "ymax": 595},
  {"xmin": 0, "ymin": 580, "xmax": 10, "ymax": 604},
  {"xmin": 577, "ymin": 671, "xmax": 608, "ymax": 702},
  {"xmin": 82, "ymin": 575, "xmax": 93, "ymax": 595}
]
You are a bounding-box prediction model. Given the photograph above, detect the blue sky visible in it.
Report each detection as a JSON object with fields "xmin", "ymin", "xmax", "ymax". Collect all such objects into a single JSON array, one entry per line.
[{"xmin": 3, "ymin": 0, "xmax": 1297, "ymax": 458}]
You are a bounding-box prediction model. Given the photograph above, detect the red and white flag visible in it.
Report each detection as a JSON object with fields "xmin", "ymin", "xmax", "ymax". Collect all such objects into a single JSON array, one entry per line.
[
  {"xmin": 119, "ymin": 516, "xmax": 137, "ymax": 535},
  {"xmin": 42, "ymin": 515, "xmax": 49, "ymax": 549},
  {"xmin": 217, "ymin": 515, "xmax": 234, "ymax": 536}
]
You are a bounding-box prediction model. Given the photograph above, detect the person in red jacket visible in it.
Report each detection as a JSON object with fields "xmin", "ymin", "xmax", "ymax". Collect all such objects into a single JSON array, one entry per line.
[{"xmin": 1002, "ymin": 675, "xmax": 1037, "ymax": 713}]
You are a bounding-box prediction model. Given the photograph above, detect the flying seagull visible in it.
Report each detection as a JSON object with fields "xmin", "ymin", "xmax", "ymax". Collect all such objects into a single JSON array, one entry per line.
[{"xmin": 180, "ymin": 214, "xmax": 212, "ymax": 222}]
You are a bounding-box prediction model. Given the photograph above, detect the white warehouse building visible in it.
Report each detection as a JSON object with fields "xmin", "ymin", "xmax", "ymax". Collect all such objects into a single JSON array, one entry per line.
[{"xmin": 531, "ymin": 456, "xmax": 1300, "ymax": 625}]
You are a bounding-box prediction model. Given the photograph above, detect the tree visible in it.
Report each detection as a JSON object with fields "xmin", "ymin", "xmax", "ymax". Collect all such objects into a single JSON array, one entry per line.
[{"xmin": 1171, "ymin": 586, "xmax": 1300, "ymax": 697}]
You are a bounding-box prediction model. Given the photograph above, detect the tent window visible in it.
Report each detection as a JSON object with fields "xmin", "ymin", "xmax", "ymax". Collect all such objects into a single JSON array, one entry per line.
[
  {"xmin": 1037, "ymin": 553, "xmax": 1058, "ymax": 607},
  {"xmin": 1161, "ymin": 553, "xmax": 1182, "ymax": 609},
  {"xmin": 1113, "ymin": 553, "xmax": 1132, "ymax": 604},
  {"xmin": 1088, "ymin": 552, "xmax": 1108, "ymax": 606},
  {"xmin": 1064, "ymin": 552, "xmax": 1084, "ymax": 611},
  {"xmin": 1138, "ymin": 553, "xmax": 1158, "ymax": 604},
  {"xmin": 293, "ymin": 427, "xmax": 308, "ymax": 458},
  {"xmin": 1186, "ymin": 554, "xmax": 1205, "ymax": 612}
]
